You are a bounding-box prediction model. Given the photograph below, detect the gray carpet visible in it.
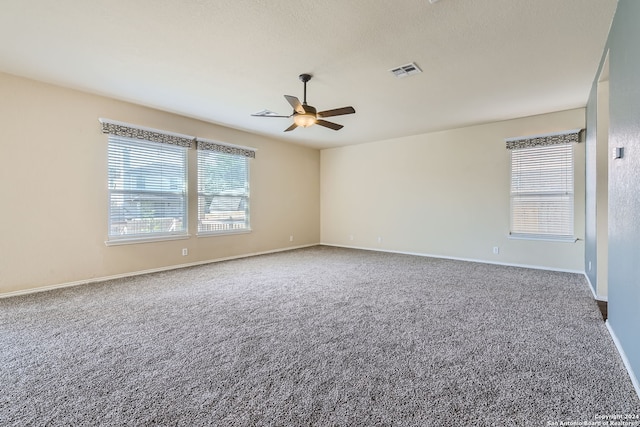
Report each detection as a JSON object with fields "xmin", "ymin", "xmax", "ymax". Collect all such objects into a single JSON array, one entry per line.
[{"xmin": 1, "ymin": 246, "xmax": 638, "ymax": 426}]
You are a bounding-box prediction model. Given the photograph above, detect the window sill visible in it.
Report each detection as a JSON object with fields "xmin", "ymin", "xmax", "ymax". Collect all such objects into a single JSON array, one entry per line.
[
  {"xmin": 508, "ymin": 234, "xmax": 578, "ymax": 243},
  {"xmin": 197, "ymin": 228, "xmax": 252, "ymax": 238},
  {"xmin": 105, "ymin": 234, "xmax": 191, "ymax": 246}
]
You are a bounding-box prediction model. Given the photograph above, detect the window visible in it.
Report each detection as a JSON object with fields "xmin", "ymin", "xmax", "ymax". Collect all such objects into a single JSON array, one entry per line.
[
  {"xmin": 508, "ymin": 130, "xmax": 579, "ymax": 240},
  {"xmin": 197, "ymin": 140, "xmax": 252, "ymax": 234},
  {"xmin": 102, "ymin": 120, "xmax": 192, "ymax": 243}
]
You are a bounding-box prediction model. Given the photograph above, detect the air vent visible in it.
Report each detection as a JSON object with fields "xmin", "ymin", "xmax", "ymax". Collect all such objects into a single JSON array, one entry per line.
[{"xmin": 389, "ymin": 62, "xmax": 422, "ymax": 78}]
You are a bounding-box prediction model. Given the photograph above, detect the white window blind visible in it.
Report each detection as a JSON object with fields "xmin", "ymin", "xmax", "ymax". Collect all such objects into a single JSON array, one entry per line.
[
  {"xmin": 197, "ymin": 141, "xmax": 252, "ymax": 234},
  {"xmin": 510, "ymin": 143, "xmax": 574, "ymax": 240},
  {"xmin": 107, "ymin": 136, "xmax": 188, "ymax": 240}
]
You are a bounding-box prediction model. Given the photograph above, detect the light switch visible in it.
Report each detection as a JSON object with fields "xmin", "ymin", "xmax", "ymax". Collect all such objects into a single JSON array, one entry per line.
[{"xmin": 615, "ymin": 147, "xmax": 624, "ymax": 159}]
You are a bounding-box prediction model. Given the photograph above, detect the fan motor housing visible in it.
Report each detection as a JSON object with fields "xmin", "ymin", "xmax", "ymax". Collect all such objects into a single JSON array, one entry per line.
[{"xmin": 301, "ymin": 105, "xmax": 316, "ymax": 115}]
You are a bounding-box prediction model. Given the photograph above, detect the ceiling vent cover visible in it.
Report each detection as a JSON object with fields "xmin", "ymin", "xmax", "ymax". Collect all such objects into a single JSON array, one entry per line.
[{"xmin": 389, "ymin": 62, "xmax": 422, "ymax": 78}]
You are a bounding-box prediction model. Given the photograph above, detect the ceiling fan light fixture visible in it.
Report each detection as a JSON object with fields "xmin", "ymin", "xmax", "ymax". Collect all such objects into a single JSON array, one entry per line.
[{"xmin": 294, "ymin": 112, "xmax": 317, "ymax": 127}]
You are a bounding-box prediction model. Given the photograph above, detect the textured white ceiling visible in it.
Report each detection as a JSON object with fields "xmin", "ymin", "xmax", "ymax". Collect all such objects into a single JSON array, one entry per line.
[{"xmin": 0, "ymin": 0, "xmax": 617, "ymax": 149}]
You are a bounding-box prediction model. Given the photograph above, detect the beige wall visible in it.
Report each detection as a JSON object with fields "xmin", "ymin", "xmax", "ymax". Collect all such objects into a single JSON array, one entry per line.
[
  {"xmin": 0, "ymin": 72, "xmax": 320, "ymax": 295},
  {"xmin": 321, "ymin": 109, "xmax": 586, "ymax": 272}
]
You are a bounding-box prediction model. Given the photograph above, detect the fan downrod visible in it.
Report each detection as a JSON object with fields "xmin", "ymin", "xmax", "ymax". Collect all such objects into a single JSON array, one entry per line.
[{"xmin": 299, "ymin": 74, "xmax": 312, "ymax": 104}]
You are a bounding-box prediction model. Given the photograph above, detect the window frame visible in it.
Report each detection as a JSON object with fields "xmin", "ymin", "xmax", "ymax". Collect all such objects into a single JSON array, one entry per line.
[
  {"xmin": 102, "ymin": 120, "xmax": 192, "ymax": 245},
  {"xmin": 507, "ymin": 131, "xmax": 579, "ymax": 242},
  {"xmin": 100, "ymin": 120, "xmax": 256, "ymax": 245},
  {"xmin": 196, "ymin": 140, "xmax": 252, "ymax": 237}
]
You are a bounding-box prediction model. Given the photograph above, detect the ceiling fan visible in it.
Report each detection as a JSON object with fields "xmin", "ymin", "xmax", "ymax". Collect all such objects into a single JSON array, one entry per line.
[{"xmin": 252, "ymin": 74, "xmax": 355, "ymax": 132}]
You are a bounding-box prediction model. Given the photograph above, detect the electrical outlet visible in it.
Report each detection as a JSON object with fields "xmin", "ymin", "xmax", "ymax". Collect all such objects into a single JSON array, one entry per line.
[
  {"xmin": 182, "ymin": 248, "xmax": 188, "ymax": 256},
  {"xmin": 492, "ymin": 246, "xmax": 499, "ymax": 254},
  {"xmin": 289, "ymin": 235, "xmax": 294, "ymax": 242},
  {"xmin": 349, "ymin": 235, "xmax": 354, "ymax": 241},
  {"xmin": 377, "ymin": 236, "xmax": 382, "ymax": 243}
]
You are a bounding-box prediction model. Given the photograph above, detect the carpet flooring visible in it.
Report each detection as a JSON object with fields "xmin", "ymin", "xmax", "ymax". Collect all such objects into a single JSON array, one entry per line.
[{"xmin": 1, "ymin": 246, "xmax": 639, "ymax": 426}]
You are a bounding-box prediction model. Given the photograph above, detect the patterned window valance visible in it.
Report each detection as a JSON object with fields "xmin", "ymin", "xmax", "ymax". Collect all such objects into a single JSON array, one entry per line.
[
  {"xmin": 99, "ymin": 118, "xmax": 195, "ymax": 148},
  {"xmin": 505, "ymin": 128, "xmax": 583, "ymax": 150},
  {"xmin": 197, "ymin": 138, "xmax": 256, "ymax": 158}
]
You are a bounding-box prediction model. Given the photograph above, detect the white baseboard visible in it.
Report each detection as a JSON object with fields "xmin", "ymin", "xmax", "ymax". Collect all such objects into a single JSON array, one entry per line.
[
  {"xmin": 321, "ymin": 243, "xmax": 585, "ymax": 274},
  {"xmin": 583, "ymin": 273, "xmax": 608, "ymax": 302},
  {"xmin": 4, "ymin": 243, "xmax": 586, "ymax": 299},
  {"xmin": 325, "ymin": 244, "xmax": 608, "ymax": 301},
  {"xmin": 0, "ymin": 244, "xmax": 318, "ymax": 299},
  {"xmin": 606, "ymin": 321, "xmax": 640, "ymax": 401}
]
